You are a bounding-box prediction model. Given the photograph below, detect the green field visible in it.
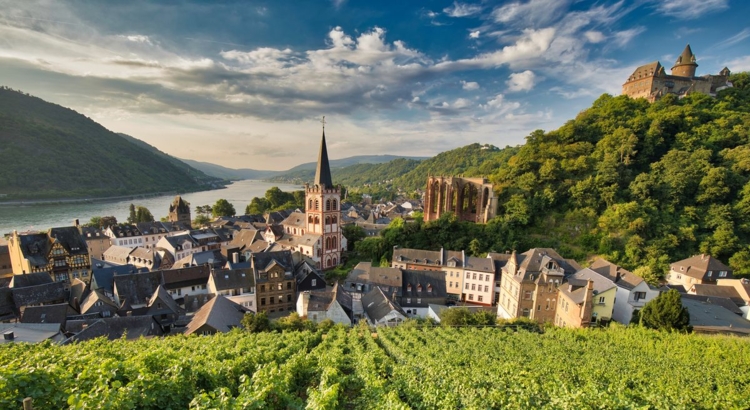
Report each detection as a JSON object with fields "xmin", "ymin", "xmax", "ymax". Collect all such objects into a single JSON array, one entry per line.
[{"xmin": 1, "ymin": 326, "xmax": 749, "ymax": 409}]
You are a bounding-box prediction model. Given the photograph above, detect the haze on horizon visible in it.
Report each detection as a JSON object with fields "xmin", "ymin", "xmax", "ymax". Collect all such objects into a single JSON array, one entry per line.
[{"xmin": 1, "ymin": 0, "xmax": 748, "ymax": 170}]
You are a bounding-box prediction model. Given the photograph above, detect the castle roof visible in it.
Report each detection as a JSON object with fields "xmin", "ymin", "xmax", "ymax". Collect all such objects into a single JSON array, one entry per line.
[
  {"xmin": 314, "ymin": 129, "xmax": 334, "ymax": 189},
  {"xmin": 673, "ymin": 44, "xmax": 698, "ymax": 69},
  {"xmin": 626, "ymin": 61, "xmax": 662, "ymax": 82}
]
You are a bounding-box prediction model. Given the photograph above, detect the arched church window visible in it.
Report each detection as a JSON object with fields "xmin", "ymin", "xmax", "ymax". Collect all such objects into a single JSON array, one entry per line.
[
  {"xmin": 326, "ymin": 199, "xmax": 331, "ymax": 211},
  {"xmin": 332, "ymin": 199, "xmax": 337, "ymax": 210}
]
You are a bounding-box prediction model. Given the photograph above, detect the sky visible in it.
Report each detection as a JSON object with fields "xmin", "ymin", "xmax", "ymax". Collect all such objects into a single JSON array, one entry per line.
[{"xmin": 1, "ymin": 0, "xmax": 749, "ymax": 171}]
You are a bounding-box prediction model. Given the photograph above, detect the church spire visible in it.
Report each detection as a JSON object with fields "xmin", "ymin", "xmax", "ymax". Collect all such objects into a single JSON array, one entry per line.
[{"xmin": 314, "ymin": 116, "xmax": 334, "ymax": 189}]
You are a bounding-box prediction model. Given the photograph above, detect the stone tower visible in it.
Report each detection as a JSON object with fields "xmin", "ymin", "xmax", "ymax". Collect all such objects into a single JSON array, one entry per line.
[
  {"xmin": 671, "ymin": 44, "xmax": 698, "ymax": 78},
  {"xmin": 168, "ymin": 195, "xmax": 191, "ymax": 226},
  {"xmin": 305, "ymin": 118, "xmax": 342, "ymax": 269}
]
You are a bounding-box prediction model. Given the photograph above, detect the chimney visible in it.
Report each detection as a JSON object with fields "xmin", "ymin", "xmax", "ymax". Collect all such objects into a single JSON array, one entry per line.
[
  {"xmin": 74, "ymin": 218, "xmax": 80, "ymax": 227},
  {"xmin": 3, "ymin": 331, "xmax": 14, "ymax": 341},
  {"xmin": 233, "ymin": 252, "xmax": 239, "ymax": 264}
]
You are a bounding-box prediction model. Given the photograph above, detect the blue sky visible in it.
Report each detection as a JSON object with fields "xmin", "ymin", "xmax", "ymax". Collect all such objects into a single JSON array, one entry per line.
[{"xmin": 1, "ymin": 0, "xmax": 749, "ymax": 170}]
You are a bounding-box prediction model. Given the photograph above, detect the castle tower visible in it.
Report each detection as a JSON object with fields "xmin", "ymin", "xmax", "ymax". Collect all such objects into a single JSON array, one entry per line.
[
  {"xmin": 168, "ymin": 195, "xmax": 191, "ymax": 226},
  {"xmin": 305, "ymin": 117, "xmax": 342, "ymax": 269},
  {"xmin": 671, "ymin": 44, "xmax": 698, "ymax": 78}
]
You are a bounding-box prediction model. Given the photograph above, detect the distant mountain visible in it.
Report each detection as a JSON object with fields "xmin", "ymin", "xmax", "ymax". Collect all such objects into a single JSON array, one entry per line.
[
  {"xmin": 0, "ymin": 87, "xmax": 222, "ymax": 200},
  {"xmin": 179, "ymin": 158, "xmax": 278, "ymax": 181},
  {"xmin": 270, "ymin": 158, "xmax": 423, "ymax": 186},
  {"xmin": 184, "ymin": 154, "xmax": 429, "ymax": 182}
]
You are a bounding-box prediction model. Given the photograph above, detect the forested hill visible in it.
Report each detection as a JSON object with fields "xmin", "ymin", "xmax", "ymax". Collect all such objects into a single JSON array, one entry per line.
[
  {"xmin": 487, "ymin": 72, "xmax": 750, "ymax": 278},
  {"xmin": 0, "ymin": 87, "xmax": 220, "ymax": 200}
]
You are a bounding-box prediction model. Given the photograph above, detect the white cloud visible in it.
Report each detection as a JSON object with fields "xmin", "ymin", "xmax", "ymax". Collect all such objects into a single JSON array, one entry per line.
[
  {"xmin": 506, "ymin": 70, "xmax": 536, "ymax": 92},
  {"xmin": 444, "ymin": 2, "xmax": 482, "ymax": 17},
  {"xmin": 612, "ymin": 27, "xmax": 646, "ymax": 47},
  {"xmin": 461, "ymin": 80, "xmax": 479, "ymax": 90},
  {"xmin": 716, "ymin": 28, "xmax": 750, "ymax": 49},
  {"xmin": 725, "ymin": 55, "xmax": 750, "ymax": 72},
  {"xmin": 469, "ymin": 30, "xmax": 480, "ymax": 39},
  {"xmin": 584, "ymin": 31, "xmax": 605, "ymax": 43},
  {"xmin": 122, "ymin": 35, "xmax": 152, "ymax": 45},
  {"xmin": 453, "ymin": 98, "xmax": 471, "ymax": 108},
  {"xmin": 332, "ymin": 0, "xmax": 347, "ymax": 9},
  {"xmin": 491, "ymin": 0, "xmax": 572, "ymax": 27},
  {"xmin": 656, "ymin": 0, "xmax": 728, "ymax": 20}
]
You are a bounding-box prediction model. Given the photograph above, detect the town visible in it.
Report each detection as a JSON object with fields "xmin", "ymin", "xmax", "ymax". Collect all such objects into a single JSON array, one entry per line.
[{"xmin": 1, "ymin": 122, "xmax": 748, "ymax": 345}]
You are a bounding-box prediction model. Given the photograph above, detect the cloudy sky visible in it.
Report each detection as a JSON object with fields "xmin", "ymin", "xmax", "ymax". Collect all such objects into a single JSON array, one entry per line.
[{"xmin": 1, "ymin": 0, "xmax": 748, "ymax": 170}]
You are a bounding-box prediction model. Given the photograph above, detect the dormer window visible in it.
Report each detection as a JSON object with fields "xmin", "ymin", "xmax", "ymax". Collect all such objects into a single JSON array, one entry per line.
[
  {"xmin": 407, "ymin": 284, "xmax": 412, "ymax": 292},
  {"xmin": 427, "ymin": 284, "xmax": 432, "ymax": 293},
  {"xmin": 417, "ymin": 284, "xmax": 422, "ymax": 292}
]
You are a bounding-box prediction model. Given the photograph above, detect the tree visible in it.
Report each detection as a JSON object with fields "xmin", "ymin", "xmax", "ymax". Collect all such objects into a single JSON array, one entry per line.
[
  {"xmin": 100, "ymin": 216, "xmax": 118, "ymax": 229},
  {"xmin": 245, "ymin": 197, "xmax": 270, "ymax": 215},
  {"xmin": 134, "ymin": 206, "xmax": 154, "ymax": 223},
  {"xmin": 342, "ymin": 225, "xmax": 366, "ymax": 251},
  {"xmin": 212, "ymin": 199, "xmax": 236, "ymax": 217},
  {"xmin": 127, "ymin": 203, "xmax": 136, "ymax": 224},
  {"xmin": 640, "ymin": 289, "xmax": 690, "ymax": 332},
  {"xmin": 241, "ymin": 311, "xmax": 271, "ymax": 332}
]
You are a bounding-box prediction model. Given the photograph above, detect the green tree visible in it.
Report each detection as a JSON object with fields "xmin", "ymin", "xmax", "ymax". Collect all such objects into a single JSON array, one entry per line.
[
  {"xmin": 212, "ymin": 199, "xmax": 236, "ymax": 217},
  {"xmin": 640, "ymin": 289, "xmax": 691, "ymax": 332},
  {"xmin": 245, "ymin": 197, "xmax": 270, "ymax": 215},
  {"xmin": 134, "ymin": 206, "xmax": 154, "ymax": 223},
  {"xmin": 127, "ymin": 203, "xmax": 136, "ymax": 223},
  {"xmin": 241, "ymin": 311, "xmax": 271, "ymax": 332},
  {"xmin": 342, "ymin": 225, "xmax": 366, "ymax": 251}
]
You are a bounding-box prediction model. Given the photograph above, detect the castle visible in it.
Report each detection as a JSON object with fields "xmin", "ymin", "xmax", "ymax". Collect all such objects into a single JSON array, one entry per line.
[{"xmin": 622, "ymin": 44, "xmax": 731, "ymax": 102}]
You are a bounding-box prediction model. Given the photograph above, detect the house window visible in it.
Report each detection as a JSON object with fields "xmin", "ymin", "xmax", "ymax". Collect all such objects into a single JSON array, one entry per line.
[
  {"xmin": 524, "ymin": 291, "xmax": 532, "ymax": 300},
  {"xmin": 522, "ymin": 308, "xmax": 530, "ymax": 317},
  {"xmin": 287, "ymin": 294, "xmax": 292, "ymax": 302},
  {"xmin": 277, "ymin": 283, "xmax": 283, "ymax": 291},
  {"xmin": 466, "ymin": 272, "xmax": 470, "ymax": 279},
  {"xmin": 416, "ymin": 298, "xmax": 421, "ymax": 304},
  {"xmin": 312, "ymin": 279, "xmax": 317, "ymax": 286},
  {"xmin": 719, "ymin": 271, "xmax": 728, "ymax": 277},
  {"xmin": 634, "ymin": 292, "xmax": 646, "ymax": 301},
  {"xmin": 261, "ymin": 298, "xmax": 266, "ymax": 306},
  {"xmin": 406, "ymin": 298, "xmax": 411, "ymax": 304},
  {"xmin": 269, "ymin": 297, "xmax": 274, "ymax": 305},
  {"xmin": 707, "ymin": 271, "xmax": 713, "ymax": 277},
  {"xmin": 260, "ymin": 285, "xmax": 265, "ymax": 293},
  {"xmin": 472, "ymin": 273, "xmax": 477, "ymax": 280},
  {"xmin": 478, "ymin": 274, "xmax": 483, "ymax": 281},
  {"xmin": 484, "ymin": 286, "xmax": 489, "ymax": 292},
  {"xmin": 468, "ymin": 294, "xmax": 474, "ymax": 301},
  {"xmin": 471, "ymin": 284, "xmax": 476, "ymax": 291},
  {"xmin": 598, "ymin": 296, "xmax": 605, "ymax": 305},
  {"xmin": 465, "ymin": 283, "xmax": 469, "ymax": 290},
  {"xmin": 449, "ymin": 281, "xmax": 453, "ymax": 287},
  {"xmin": 478, "ymin": 295, "xmax": 483, "ymax": 302}
]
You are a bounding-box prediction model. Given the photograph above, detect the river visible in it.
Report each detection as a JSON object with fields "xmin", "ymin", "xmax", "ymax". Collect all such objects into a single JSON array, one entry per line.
[{"xmin": 0, "ymin": 180, "xmax": 302, "ymax": 235}]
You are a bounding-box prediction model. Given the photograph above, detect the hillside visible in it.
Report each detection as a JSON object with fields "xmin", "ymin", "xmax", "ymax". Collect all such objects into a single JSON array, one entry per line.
[
  {"xmin": 179, "ymin": 158, "xmax": 278, "ymax": 180},
  {"xmin": 486, "ymin": 72, "xmax": 750, "ymax": 277},
  {"xmin": 270, "ymin": 157, "xmax": 422, "ymax": 187},
  {"xmin": 0, "ymin": 87, "xmax": 221, "ymax": 199},
  {"xmin": 2, "ymin": 326, "xmax": 748, "ymax": 408}
]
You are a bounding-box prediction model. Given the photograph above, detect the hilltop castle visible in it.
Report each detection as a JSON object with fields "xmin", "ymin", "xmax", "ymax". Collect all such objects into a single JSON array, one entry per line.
[{"xmin": 622, "ymin": 44, "xmax": 731, "ymax": 102}]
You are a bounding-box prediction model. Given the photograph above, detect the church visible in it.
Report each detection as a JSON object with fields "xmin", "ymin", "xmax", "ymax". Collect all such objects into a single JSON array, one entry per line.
[
  {"xmin": 270, "ymin": 119, "xmax": 344, "ymax": 269},
  {"xmin": 622, "ymin": 44, "xmax": 731, "ymax": 102}
]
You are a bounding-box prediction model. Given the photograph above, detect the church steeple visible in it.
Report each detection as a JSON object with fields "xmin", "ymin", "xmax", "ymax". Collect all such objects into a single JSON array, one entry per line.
[
  {"xmin": 314, "ymin": 116, "xmax": 334, "ymax": 189},
  {"xmin": 671, "ymin": 44, "xmax": 698, "ymax": 78}
]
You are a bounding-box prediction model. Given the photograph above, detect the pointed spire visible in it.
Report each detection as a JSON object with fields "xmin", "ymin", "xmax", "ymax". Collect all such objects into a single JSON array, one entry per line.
[
  {"xmin": 314, "ymin": 116, "xmax": 334, "ymax": 189},
  {"xmin": 676, "ymin": 44, "xmax": 696, "ymax": 65}
]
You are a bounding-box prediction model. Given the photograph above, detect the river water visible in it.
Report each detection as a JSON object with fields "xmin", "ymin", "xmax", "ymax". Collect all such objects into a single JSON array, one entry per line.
[{"xmin": 0, "ymin": 180, "xmax": 302, "ymax": 235}]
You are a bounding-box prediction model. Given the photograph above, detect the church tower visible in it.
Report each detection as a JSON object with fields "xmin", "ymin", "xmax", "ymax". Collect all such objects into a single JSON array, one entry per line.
[
  {"xmin": 168, "ymin": 195, "xmax": 191, "ymax": 226},
  {"xmin": 305, "ymin": 117, "xmax": 342, "ymax": 269},
  {"xmin": 671, "ymin": 44, "xmax": 698, "ymax": 78}
]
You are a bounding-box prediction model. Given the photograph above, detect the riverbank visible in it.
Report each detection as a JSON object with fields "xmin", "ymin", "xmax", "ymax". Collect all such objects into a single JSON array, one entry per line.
[{"xmin": 0, "ymin": 185, "xmax": 228, "ymax": 207}]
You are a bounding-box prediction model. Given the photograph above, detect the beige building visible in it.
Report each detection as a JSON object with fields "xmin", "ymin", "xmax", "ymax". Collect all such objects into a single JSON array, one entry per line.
[
  {"xmin": 555, "ymin": 280, "xmax": 594, "ymax": 328},
  {"xmin": 666, "ymin": 254, "xmax": 732, "ymax": 289},
  {"xmin": 622, "ymin": 44, "xmax": 731, "ymax": 102},
  {"xmin": 8, "ymin": 227, "xmax": 91, "ymax": 283},
  {"xmin": 496, "ymin": 248, "xmax": 580, "ymax": 323}
]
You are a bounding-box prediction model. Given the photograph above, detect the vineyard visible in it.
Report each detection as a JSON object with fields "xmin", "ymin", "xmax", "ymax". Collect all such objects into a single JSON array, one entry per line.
[{"xmin": 1, "ymin": 325, "xmax": 749, "ymax": 409}]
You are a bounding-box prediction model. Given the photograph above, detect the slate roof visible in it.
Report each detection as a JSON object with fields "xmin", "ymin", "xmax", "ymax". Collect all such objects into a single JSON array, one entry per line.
[
  {"xmin": 589, "ymin": 258, "xmax": 645, "ymax": 290},
  {"xmin": 689, "ymin": 285, "xmax": 744, "ymax": 307},
  {"xmin": 113, "ymin": 271, "xmax": 163, "ymax": 306},
  {"xmin": 362, "ymin": 287, "xmax": 405, "ymax": 323},
  {"xmin": 108, "ymin": 224, "xmax": 142, "ymax": 238},
  {"xmin": 671, "ymin": 254, "xmax": 732, "ymax": 280},
  {"xmin": 228, "ymin": 228, "xmax": 261, "ymax": 250},
  {"xmin": 15, "ymin": 232, "xmax": 50, "ymax": 267},
  {"xmin": 12, "ymin": 282, "xmax": 67, "ymax": 307},
  {"xmin": 392, "ymin": 248, "xmax": 442, "ymax": 266},
  {"xmin": 184, "ymin": 293, "xmax": 215, "ymax": 314},
  {"xmin": 402, "ymin": 270, "xmax": 447, "ymax": 297},
  {"xmin": 80, "ymin": 290, "xmax": 120, "ymax": 314},
  {"xmin": 147, "ymin": 285, "xmax": 182, "ymax": 315},
  {"xmin": 210, "ymin": 269, "xmax": 254, "ymax": 291},
  {"xmin": 64, "ymin": 316, "xmax": 163, "ymax": 342},
  {"xmin": 559, "ymin": 280, "xmax": 592, "ymax": 305},
  {"xmin": 48, "ymin": 227, "xmax": 88, "ymax": 255},
  {"xmin": 103, "ymin": 246, "xmax": 133, "ymax": 264},
  {"xmin": 10, "ymin": 272, "xmax": 53, "ymax": 288},
  {"xmin": 0, "ymin": 287, "xmax": 17, "ymax": 321},
  {"xmin": 252, "ymin": 250, "xmax": 294, "ymax": 272},
  {"xmin": 20, "ymin": 303, "xmax": 70, "ymax": 326},
  {"xmin": 626, "ymin": 61, "xmax": 662, "ymax": 82},
  {"xmin": 570, "ymin": 268, "xmax": 617, "ymax": 295},
  {"xmin": 247, "ymin": 240, "xmax": 270, "ymax": 253},
  {"xmin": 184, "ymin": 295, "xmax": 248, "ymax": 335},
  {"xmin": 681, "ymin": 294, "xmax": 744, "ymax": 315},
  {"xmin": 136, "ymin": 221, "xmax": 170, "ymax": 235},
  {"xmin": 345, "ymin": 262, "xmax": 403, "ymax": 289},
  {"xmin": 0, "ymin": 323, "xmax": 63, "ymax": 344},
  {"xmin": 69, "ymin": 278, "xmax": 89, "ymax": 308},
  {"xmin": 161, "ymin": 265, "xmax": 211, "ymax": 289},
  {"xmin": 280, "ymin": 233, "xmax": 322, "ymax": 249},
  {"xmin": 681, "ymin": 297, "xmax": 750, "ymax": 331},
  {"xmin": 90, "ymin": 262, "xmax": 145, "ymax": 293},
  {"xmin": 464, "ymin": 256, "xmax": 494, "ymax": 273},
  {"xmin": 314, "ymin": 130, "xmax": 334, "ymax": 189},
  {"xmin": 281, "ymin": 212, "xmax": 307, "ymax": 229},
  {"xmin": 79, "ymin": 226, "xmax": 107, "ymax": 240}
]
